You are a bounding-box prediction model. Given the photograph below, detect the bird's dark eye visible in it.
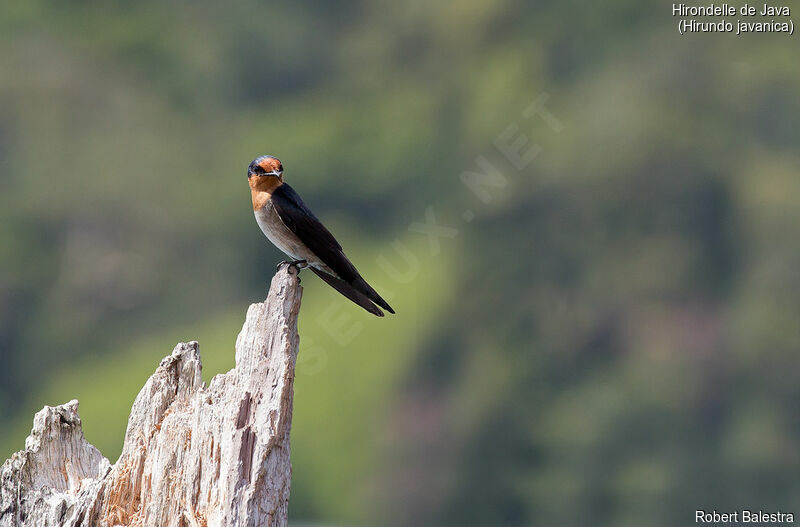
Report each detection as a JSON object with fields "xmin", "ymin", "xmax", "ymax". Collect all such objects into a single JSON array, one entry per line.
[{"xmin": 278, "ymin": 164, "xmax": 283, "ymax": 172}]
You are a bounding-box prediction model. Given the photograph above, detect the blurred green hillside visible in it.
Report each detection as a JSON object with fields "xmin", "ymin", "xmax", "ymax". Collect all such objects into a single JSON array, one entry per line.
[{"xmin": 2, "ymin": 1, "xmax": 800, "ymax": 526}]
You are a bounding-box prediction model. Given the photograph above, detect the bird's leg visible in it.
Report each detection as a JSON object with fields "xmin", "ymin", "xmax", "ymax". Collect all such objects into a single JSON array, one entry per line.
[
  {"xmin": 276, "ymin": 259, "xmax": 308, "ymax": 274},
  {"xmin": 290, "ymin": 259, "xmax": 309, "ymax": 270}
]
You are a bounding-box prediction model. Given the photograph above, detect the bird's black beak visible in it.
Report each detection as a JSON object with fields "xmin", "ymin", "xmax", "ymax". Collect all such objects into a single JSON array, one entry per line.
[{"xmin": 247, "ymin": 169, "xmax": 282, "ymax": 179}]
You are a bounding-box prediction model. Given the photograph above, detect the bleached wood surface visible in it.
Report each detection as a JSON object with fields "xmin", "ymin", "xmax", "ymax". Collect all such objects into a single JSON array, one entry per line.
[{"xmin": 0, "ymin": 267, "xmax": 303, "ymax": 527}]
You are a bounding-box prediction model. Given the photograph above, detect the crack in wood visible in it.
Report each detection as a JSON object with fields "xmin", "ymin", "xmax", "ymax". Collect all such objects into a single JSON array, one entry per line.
[{"xmin": 0, "ymin": 268, "xmax": 302, "ymax": 527}]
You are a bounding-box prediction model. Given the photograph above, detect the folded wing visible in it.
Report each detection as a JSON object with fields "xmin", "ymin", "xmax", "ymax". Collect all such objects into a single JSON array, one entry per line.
[{"xmin": 271, "ymin": 184, "xmax": 395, "ymax": 315}]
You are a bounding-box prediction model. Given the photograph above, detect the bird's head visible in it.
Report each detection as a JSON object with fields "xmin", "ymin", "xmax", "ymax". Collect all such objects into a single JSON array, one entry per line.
[{"xmin": 248, "ymin": 155, "xmax": 284, "ymax": 189}]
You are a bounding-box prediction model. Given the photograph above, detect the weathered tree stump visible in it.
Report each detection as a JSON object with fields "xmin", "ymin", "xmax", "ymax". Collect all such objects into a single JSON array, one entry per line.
[{"xmin": 0, "ymin": 267, "xmax": 303, "ymax": 527}]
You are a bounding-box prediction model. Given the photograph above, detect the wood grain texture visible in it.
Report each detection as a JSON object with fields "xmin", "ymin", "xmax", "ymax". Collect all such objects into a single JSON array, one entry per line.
[{"xmin": 0, "ymin": 267, "xmax": 303, "ymax": 527}]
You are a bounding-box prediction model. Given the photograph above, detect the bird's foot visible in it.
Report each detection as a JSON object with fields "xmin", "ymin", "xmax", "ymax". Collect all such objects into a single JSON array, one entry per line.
[{"xmin": 277, "ymin": 259, "xmax": 308, "ymax": 275}]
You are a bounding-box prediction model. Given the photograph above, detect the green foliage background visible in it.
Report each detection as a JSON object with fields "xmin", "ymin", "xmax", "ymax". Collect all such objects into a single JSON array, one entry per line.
[{"xmin": 1, "ymin": 1, "xmax": 799, "ymax": 525}]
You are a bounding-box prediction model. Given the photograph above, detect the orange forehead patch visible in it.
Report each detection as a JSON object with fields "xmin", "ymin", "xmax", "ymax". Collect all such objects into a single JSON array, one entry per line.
[{"xmin": 258, "ymin": 157, "xmax": 282, "ymax": 172}]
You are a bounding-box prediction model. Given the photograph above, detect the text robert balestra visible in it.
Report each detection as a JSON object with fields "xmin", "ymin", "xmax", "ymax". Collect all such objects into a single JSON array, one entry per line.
[{"xmin": 696, "ymin": 510, "xmax": 794, "ymax": 524}]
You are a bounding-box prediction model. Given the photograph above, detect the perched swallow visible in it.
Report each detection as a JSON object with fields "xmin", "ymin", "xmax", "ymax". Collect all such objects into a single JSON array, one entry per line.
[{"xmin": 248, "ymin": 155, "xmax": 395, "ymax": 317}]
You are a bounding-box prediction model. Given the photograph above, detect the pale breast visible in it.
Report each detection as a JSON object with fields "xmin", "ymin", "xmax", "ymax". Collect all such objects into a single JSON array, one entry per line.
[{"xmin": 254, "ymin": 202, "xmax": 331, "ymax": 272}]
